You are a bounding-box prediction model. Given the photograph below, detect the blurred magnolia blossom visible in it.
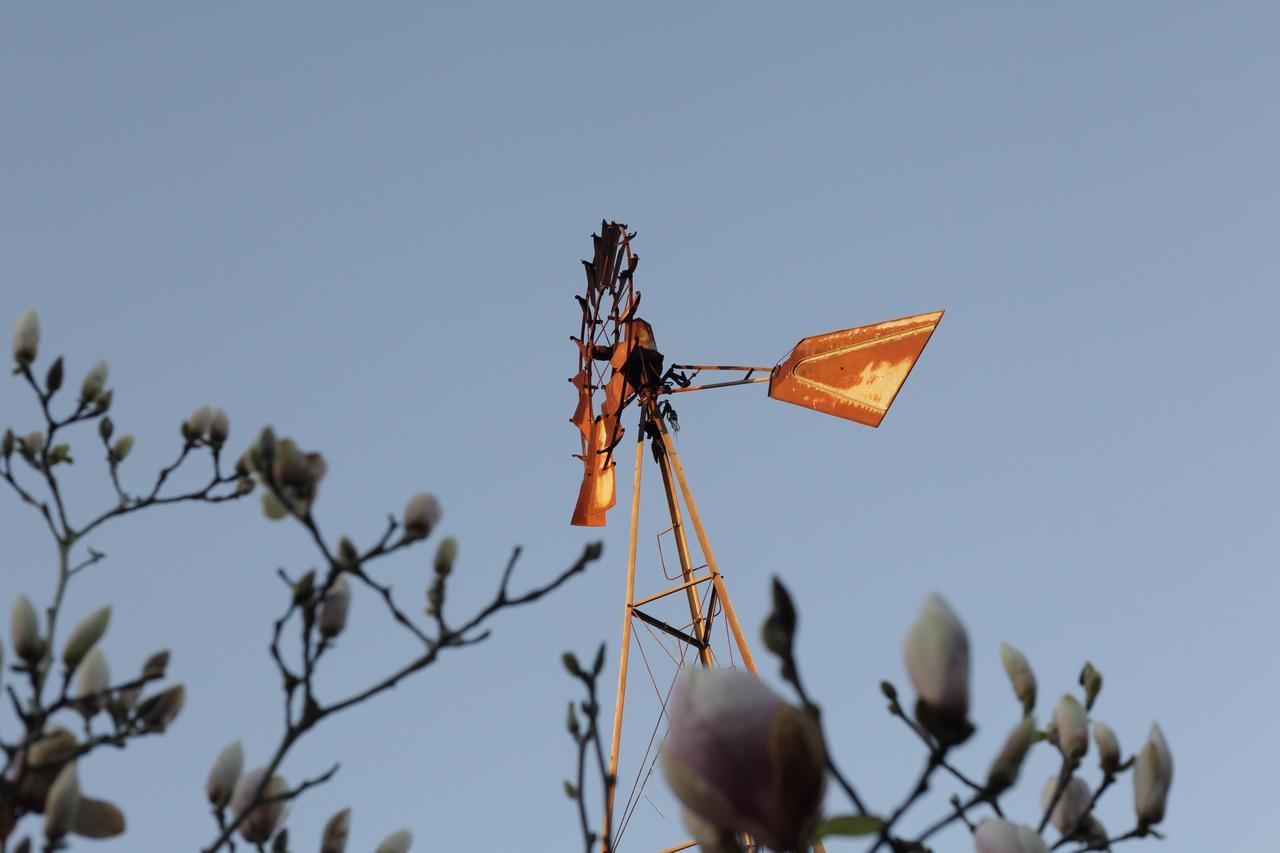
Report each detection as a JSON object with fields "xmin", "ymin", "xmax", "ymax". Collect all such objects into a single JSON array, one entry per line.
[
  {"xmin": 74, "ymin": 648, "xmax": 110, "ymax": 711},
  {"xmin": 660, "ymin": 667, "xmax": 826, "ymax": 852},
  {"xmin": 208, "ymin": 407, "xmax": 231, "ymax": 447},
  {"xmin": 43, "ymin": 762, "xmax": 80, "ymax": 840},
  {"xmin": 12, "ymin": 308, "xmax": 39, "ymax": 366},
  {"xmin": 903, "ymin": 594, "xmax": 971, "ymax": 744},
  {"xmin": 230, "ymin": 768, "xmax": 289, "ymax": 843},
  {"xmin": 206, "ymin": 741, "xmax": 244, "ymax": 809},
  {"xmin": 10, "ymin": 594, "xmax": 42, "ymax": 662},
  {"xmin": 318, "ymin": 576, "xmax": 352, "ymax": 638},
  {"xmin": 973, "ymin": 818, "xmax": 1049, "ymax": 853},
  {"xmin": 320, "ymin": 807, "xmax": 352, "ymax": 853},
  {"xmin": 375, "ymin": 828, "xmax": 413, "ymax": 853},
  {"xmin": 987, "ymin": 714, "xmax": 1037, "ymax": 793},
  {"xmin": 61, "ymin": 606, "xmax": 111, "ymax": 669},
  {"xmin": 999, "ymin": 642, "xmax": 1037, "ymax": 714},
  {"xmin": 403, "ymin": 492, "xmax": 443, "ymax": 540},
  {"xmin": 80, "ymin": 359, "xmax": 108, "ymax": 403},
  {"xmin": 1041, "ymin": 775, "xmax": 1091, "ymax": 836},
  {"xmin": 1092, "ymin": 720, "xmax": 1121, "ymax": 774},
  {"xmin": 1133, "ymin": 723, "xmax": 1173, "ymax": 826}
]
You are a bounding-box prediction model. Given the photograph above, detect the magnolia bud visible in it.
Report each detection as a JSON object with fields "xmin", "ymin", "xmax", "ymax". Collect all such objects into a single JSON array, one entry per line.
[
  {"xmin": 336, "ymin": 537, "xmax": 359, "ymax": 567},
  {"xmin": 137, "ymin": 684, "xmax": 185, "ymax": 730},
  {"xmin": 319, "ymin": 807, "xmax": 352, "ymax": 853},
  {"xmin": 98, "ymin": 417, "xmax": 113, "ymax": 442},
  {"xmin": 62, "ymin": 606, "xmax": 110, "ymax": 668},
  {"xmin": 43, "ymin": 762, "xmax": 80, "ymax": 840},
  {"xmin": 208, "ymin": 407, "xmax": 230, "ymax": 447},
  {"xmin": 12, "ymin": 309, "xmax": 39, "ymax": 366},
  {"xmin": 1092, "ymin": 720, "xmax": 1121, "ymax": 774},
  {"xmin": 903, "ymin": 594, "xmax": 971, "ymax": 745},
  {"xmin": 141, "ymin": 649, "xmax": 170, "ymax": 680},
  {"xmin": 24, "ymin": 431, "xmax": 44, "ymax": 457},
  {"xmin": 1053, "ymin": 695, "xmax": 1089, "ymax": 762},
  {"xmin": 987, "ymin": 715, "xmax": 1037, "ymax": 793},
  {"xmin": 110, "ymin": 435, "xmax": 134, "ymax": 463},
  {"xmin": 93, "ymin": 388, "xmax": 113, "ymax": 414},
  {"xmin": 75, "ymin": 649, "xmax": 110, "ymax": 712},
  {"xmin": 660, "ymin": 668, "xmax": 826, "ymax": 851},
  {"xmin": 230, "ymin": 769, "xmax": 288, "ymax": 843},
  {"xmin": 261, "ymin": 491, "xmax": 289, "ymax": 520},
  {"xmin": 184, "ymin": 405, "xmax": 214, "ymax": 442},
  {"xmin": 1133, "ymin": 723, "xmax": 1172, "ymax": 826},
  {"xmin": 2, "ymin": 428, "xmax": 13, "ymax": 459},
  {"xmin": 403, "ymin": 493, "xmax": 442, "ymax": 540},
  {"xmin": 1041, "ymin": 775, "xmax": 1091, "ymax": 835},
  {"xmin": 434, "ymin": 537, "xmax": 458, "ymax": 576},
  {"xmin": 318, "ymin": 576, "xmax": 351, "ymax": 638},
  {"xmin": 1079, "ymin": 662, "xmax": 1103, "ymax": 710},
  {"xmin": 999, "ymin": 642, "xmax": 1036, "ymax": 714},
  {"xmin": 80, "ymin": 360, "xmax": 109, "ymax": 403},
  {"xmin": 974, "ymin": 819, "xmax": 1049, "ymax": 853},
  {"xmin": 375, "ymin": 829, "xmax": 413, "ymax": 853},
  {"xmin": 206, "ymin": 741, "xmax": 244, "ymax": 809},
  {"xmin": 11, "ymin": 594, "xmax": 43, "ymax": 662}
]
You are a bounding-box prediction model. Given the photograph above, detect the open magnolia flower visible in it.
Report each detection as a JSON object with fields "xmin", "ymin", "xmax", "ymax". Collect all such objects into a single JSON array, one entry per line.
[
  {"xmin": 974, "ymin": 819, "xmax": 1049, "ymax": 853},
  {"xmin": 660, "ymin": 667, "xmax": 826, "ymax": 851}
]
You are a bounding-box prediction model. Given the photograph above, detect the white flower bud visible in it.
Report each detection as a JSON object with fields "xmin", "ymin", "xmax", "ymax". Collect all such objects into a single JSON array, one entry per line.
[
  {"xmin": 318, "ymin": 576, "xmax": 351, "ymax": 638},
  {"xmin": 903, "ymin": 594, "xmax": 970, "ymax": 739},
  {"xmin": 987, "ymin": 715, "xmax": 1037, "ymax": 792},
  {"xmin": 11, "ymin": 594, "xmax": 43, "ymax": 662},
  {"xmin": 1040, "ymin": 775, "xmax": 1091, "ymax": 836},
  {"xmin": 434, "ymin": 537, "xmax": 458, "ymax": 576},
  {"xmin": 75, "ymin": 648, "xmax": 110, "ymax": 703},
  {"xmin": 24, "ymin": 431, "xmax": 44, "ymax": 456},
  {"xmin": 43, "ymin": 761, "xmax": 81, "ymax": 840},
  {"xmin": 375, "ymin": 829, "xmax": 413, "ymax": 853},
  {"xmin": 999, "ymin": 642, "xmax": 1037, "ymax": 714},
  {"xmin": 1133, "ymin": 723, "xmax": 1172, "ymax": 825},
  {"xmin": 80, "ymin": 360, "xmax": 109, "ymax": 403},
  {"xmin": 12, "ymin": 309, "xmax": 39, "ymax": 366},
  {"xmin": 206, "ymin": 740, "xmax": 244, "ymax": 809},
  {"xmin": 186, "ymin": 405, "xmax": 214, "ymax": 441},
  {"xmin": 208, "ymin": 407, "xmax": 230, "ymax": 446},
  {"xmin": 1092, "ymin": 720, "xmax": 1121, "ymax": 774},
  {"xmin": 402, "ymin": 493, "xmax": 442, "ymax": 540},
  {"xmin": 319, "ymin": 807, "xmax": 352, "ymax": 853},
  {"xmin": 1053, "ymin": 695, "xmax": 1088, "ymax": 762},
  {"xmin": 62, "ymin": 606, "xmax": 111, "ymax": 668},
  {"xmin": 111, "ymin": 434, "xmax": 135, "ymax": 463},
  {"xmin": 974, "ymin": 819, "xmax": 1049, "ymax": 853}
]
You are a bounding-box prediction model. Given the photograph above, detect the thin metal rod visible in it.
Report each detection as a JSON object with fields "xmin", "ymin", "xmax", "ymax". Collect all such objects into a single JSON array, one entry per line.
[
  {"xmin": 653, "ymin": 427, "xmax": 716, "ymax": 669},
  {"xmin": 664, "ymin": 375, "xmax": 771, "ymax": 395},
  {"xmin": 630, "ymin": 573, "xmax": 713, "ymax": 608},
  {"xmin": 602, "ymin": 426, "xmax": 645, "ymax": 848},
  {"xmin": 669, "ymin": 364, "xmax": 772, "ymax": 372},
  {"xmin": 652, "ymin": 415, "xmax": 758, "ymax": 676},
  {"xmin": 630, "ymin": 607, "xmax": 706, "ymax": 650}
]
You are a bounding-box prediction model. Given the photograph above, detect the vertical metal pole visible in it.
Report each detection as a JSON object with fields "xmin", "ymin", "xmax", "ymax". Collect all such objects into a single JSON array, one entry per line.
[
  {"xmin": 601, "ymin": 425, "xmax": 646, "ymax": 849},
  {"xmin": 651, "ymin": 415, "xmax": 758, "ymax": 676}
]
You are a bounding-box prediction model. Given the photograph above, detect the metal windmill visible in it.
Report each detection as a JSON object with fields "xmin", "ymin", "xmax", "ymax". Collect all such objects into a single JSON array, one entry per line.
[{"xmin": 568, "ymin": 221, "xmax": 942, "ymax": 852}]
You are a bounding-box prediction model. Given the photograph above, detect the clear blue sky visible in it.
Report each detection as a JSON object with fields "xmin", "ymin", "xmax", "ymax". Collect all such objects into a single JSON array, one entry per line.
[{"xmin": 2, "ymin": 3, "xmax": 1275, "ymax": 851}]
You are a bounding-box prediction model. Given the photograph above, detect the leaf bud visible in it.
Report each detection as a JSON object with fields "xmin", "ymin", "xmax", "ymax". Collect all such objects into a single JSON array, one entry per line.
[
  {"xmin": 292, "ymin": 570, "xmax": 317, "ymax": 605},
  {"xmin": 141, "ymin": 649, "xmax": 170, "ymax": 680},
  {"xmin": 1079, "ymin": 661, "xmax": 1103, "ymax": 711},
  {"xmin": 319, "ymin": 807, "xmax": 352, "ymax": 853},
  {"xmin": 81, "ymin": 360, "xmax": 109, "ymax": 404},
  {"xmin": 336, "ymin": 537, "xmax": 359, "ymax": 567},
  {"xmin": 402, "ymin": 493, "xmax": 442, "ymax": 540},
  {"xmin": 761, "ymin": 576, "xmax": 797, "ymax": 658},
  {"xmin": 562, "ymin": 652, "xmax": 583, "ymax": 679},
  {"xmin": 2, "ymin": 428, "xmax": 13, "ymax": 459},
  {"xmin": 11, "ymin": 594, "xmax": 43, "ymax": 662},
  {"xmin": 12, "ymin": 309, "xmax": 39, "ymax": 366},
  {"xmin": 271, "ymin": 828, "xmax": 289, "ymax": 853},
  {"xmin": 62, "ymin": 606, "xmax": 111, "ymax": 668},
  {"xmin": 425, "ymin": 576, "xmax": 445, "ymax": 616},
  {"xmin": 206, "ymin": 741, "xmax": 244, "ymax": 809},
  {"xmin": 98, "ymin": 416, "xmax": 113, "ymax": 442},
  {"xmin": 136, "ymin": 684, "xmax": 185, "ymax": 730},
  {"xmin": 45, "ymin": 357, "xmax": 64, "ymax": 395},
  {"xmin": 433, "ymin": 537, "xmax": 458, "ymax": 577}
]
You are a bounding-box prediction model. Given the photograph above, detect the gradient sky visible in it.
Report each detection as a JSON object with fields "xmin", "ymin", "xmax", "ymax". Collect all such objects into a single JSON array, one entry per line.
[{"xmin": 2, "ymin": 4, "xmax": 1276, "ymax": 851}]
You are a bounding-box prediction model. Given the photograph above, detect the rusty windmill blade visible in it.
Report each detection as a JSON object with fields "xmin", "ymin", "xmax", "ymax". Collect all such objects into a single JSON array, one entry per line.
[{"xmin": 767, "ymin": 310, "xmax": 943, "ymax": 427}]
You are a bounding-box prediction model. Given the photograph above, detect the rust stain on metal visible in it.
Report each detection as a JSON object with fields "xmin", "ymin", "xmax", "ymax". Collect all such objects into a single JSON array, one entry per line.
[{"xmin": 768, "ymin": 310, "xmax": 943, "ymax": 426}]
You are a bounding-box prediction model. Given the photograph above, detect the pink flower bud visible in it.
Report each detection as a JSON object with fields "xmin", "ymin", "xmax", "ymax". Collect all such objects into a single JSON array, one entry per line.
[
  {"xmin": 11, "ymin": 594, "xmax": 42, "ymax": 662},
  {"xmin": 1133, "ymin": 723, "xmax": 1172, "ymax": 825},
  {"xmin": 660, "ymin": 668, "xmax": 826, "ymax": 851},
  {"xmin": 1040, "ymin": 775, "xmax": 1091, "ymax": 835},
  {"xmin": 974, "ymin": 819, "xmax": 1049, "ymax": 853}
]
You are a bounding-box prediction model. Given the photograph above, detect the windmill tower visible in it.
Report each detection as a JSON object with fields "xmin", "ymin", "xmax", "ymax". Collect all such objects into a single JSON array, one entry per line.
[{"xmin": 568, "ymin": 222, "xmax": 941, "ymax": 851}]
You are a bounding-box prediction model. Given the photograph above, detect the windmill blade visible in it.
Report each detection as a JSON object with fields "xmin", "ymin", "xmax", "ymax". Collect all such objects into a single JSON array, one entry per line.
[{"xmin": 768, "ymin": 310, "xmax": 943, "ymax": 427}]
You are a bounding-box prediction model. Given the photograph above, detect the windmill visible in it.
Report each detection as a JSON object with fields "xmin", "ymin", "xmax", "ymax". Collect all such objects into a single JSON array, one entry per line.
[{"xmin": 568, "ymin": 221, "xmax": 942, "ymax": 851}]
